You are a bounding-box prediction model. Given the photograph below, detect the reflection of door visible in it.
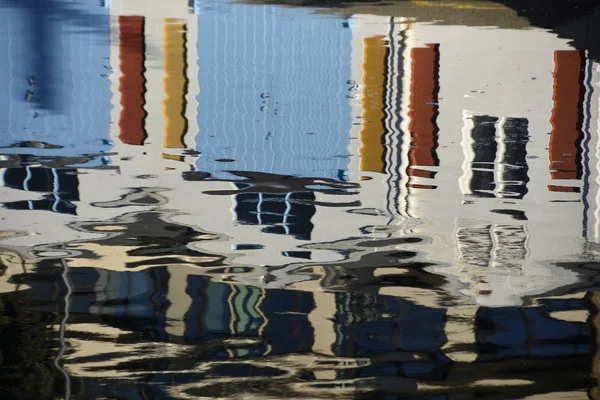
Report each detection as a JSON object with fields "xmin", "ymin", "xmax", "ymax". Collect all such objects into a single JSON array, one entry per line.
[
  {"xmin": 227, "ymin": 284, "xmax": 267, "ymax": 357},
  {"xmin": 184, "ymin": 276, "xmax": 230, "ymax": 340},
  {"xmin": 261, "ymin": 289, "xmax": 314, "ymax": 355}
]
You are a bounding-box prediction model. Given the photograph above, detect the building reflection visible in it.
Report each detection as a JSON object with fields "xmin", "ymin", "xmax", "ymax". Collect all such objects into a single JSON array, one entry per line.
[
  {"xmin": 1, "ymin": 240, "xmax": 598, "ymax": 398},
  {"xmin": 1, "ymin": 0, "xmax": 600, "ymax": 397},
  {"xmin": 0, "ymin": 0, "xmax": 598, "ymax": 302},
  {"xmin": 0, "ymin": 0, "xmax": 113, "ymax": 164}
]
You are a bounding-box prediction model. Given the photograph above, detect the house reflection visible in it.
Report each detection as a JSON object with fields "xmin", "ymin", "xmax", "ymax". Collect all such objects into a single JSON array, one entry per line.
[
  {"xmin": 0, "ymin": 0, "xmax": 599, "ymax": 306},
  {"xmin": 0, "ymin": 0, "xmax": 112, "ymax": 160},
  {"xmin": 0, "ymin": 239, "xmax": 597, "ymax": 398},
  {"xmin": 1, "ymin": 1, "xmax": 600, "ymax": 397}
]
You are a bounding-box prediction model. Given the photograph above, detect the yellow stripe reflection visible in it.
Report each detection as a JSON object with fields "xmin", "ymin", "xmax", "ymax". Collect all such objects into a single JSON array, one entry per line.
[
  {"xmin": 162, "ymin": 19, "xmax": 188, "ymax": 149},
  {"xmin": 360, "ymin": 36, "xmax": 388, "ymax": 173}
]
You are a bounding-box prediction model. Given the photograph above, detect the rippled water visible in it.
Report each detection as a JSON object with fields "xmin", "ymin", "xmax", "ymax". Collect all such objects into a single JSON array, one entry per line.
[{"xmin": 1, "ymin": 0, "xmax": 600, "ymax": 398}]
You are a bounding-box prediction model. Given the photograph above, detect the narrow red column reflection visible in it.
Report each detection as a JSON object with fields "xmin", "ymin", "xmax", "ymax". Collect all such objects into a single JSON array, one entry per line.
[
  {"xmin": 118, "ymin": 16, "xmax": 147, "ymax": 146},
  {"xmin": 407, "ymin": 44, "xmax": 440, "ymax": 189},
  {"xmin": 548, "ymin": 49, "xmax": 584, "ymax": 191}
]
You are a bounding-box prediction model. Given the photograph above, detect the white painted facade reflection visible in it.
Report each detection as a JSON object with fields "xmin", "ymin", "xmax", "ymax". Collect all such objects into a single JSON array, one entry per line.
[{"xmin": 0, "ymin": 1, "xmax": 599, "ymax": 306}]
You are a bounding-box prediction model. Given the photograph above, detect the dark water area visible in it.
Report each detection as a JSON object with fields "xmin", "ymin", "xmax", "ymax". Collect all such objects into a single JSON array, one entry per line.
[{"xmin": 1, "ymin": 0, "xmax": 600, "ymax": 398}]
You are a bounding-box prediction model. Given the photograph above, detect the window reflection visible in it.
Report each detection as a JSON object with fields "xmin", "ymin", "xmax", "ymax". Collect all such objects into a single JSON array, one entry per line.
[
  {"xmin": 233, "ymin": 192, "xmax": 316, "ymax": 241},
  {"xmin": 1, "ymin": 167, "xmax": 79, "ymax": 214},
  {"xmin": 469, "ymin": 115, "xmax": 499, "ymax": 197},
  {"xmin": 461, "ymin": 115, "xmax": 530, "ymax": 199},
  {"xmin": 497, "ymin": 118, "xmax": 529, "ymax": 199}
]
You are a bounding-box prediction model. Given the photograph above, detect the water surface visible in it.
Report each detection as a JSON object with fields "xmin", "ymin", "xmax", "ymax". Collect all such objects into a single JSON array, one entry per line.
[{"xmin": 1, "ymin": 0, "xmax": 600, "ymax": 398}]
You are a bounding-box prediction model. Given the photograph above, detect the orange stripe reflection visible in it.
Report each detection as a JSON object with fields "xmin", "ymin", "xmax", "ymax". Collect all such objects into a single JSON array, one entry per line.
[
  {"xmin": 549, "ymin": 50, "xmax": 584, "ymax": 181},
  {"xmin": 408, "ymin": 44, "xmax": 440, "ymax": 180},
  {"xmin": 547, "ymin": 185, "xmax": 580, "ymax": 193},
  {"xmin": 118, "ymin": 16, "xmax": 147, "ymax": 146}
]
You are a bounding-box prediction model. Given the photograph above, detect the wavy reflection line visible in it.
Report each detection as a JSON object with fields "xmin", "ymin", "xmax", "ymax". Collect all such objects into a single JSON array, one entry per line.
[
  {"xmin": 581, "ymin": 56, "xmax": 594, "ymax": 238},
  {"xmin": 383, "ymin": 20, "xmax": 406, "ymax": 220},
  {"xmin": 54, "ymin": 258, "xmax": 71, "ymax": 400}
]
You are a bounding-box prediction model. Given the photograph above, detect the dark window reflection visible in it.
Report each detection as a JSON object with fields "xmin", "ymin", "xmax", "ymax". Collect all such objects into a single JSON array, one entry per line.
[
  {"xmin": 457, "ymin": 223, "xmax": 528, "ymax": 270},
  {"xmin": 498, "ymin": 118, "xmax": 529, "ymax": 199},
  {"xmin": 469, "ymin": 115, "xmax": 498, "ymax": 197},
  {"xmin": 1, "ymin": 167, "xmax": 79, "ymax": 214},
  {"xmin": 492, "ymin": 224, "xmax": 527, "ymax": 269},
  {"xmin": 183, "ymin": 275, "xmax": 314, "ymax": 355},
  {"xmin": 467, "ymin": 115, "xmax": 530, "ymax": 200},
  {"xmin": 475, "ymin": 303, "xmax": 589, "ymax": 361},
  {"xmin": 233, "ymin": 192, "xmax": 315, "ymax": 240},
  {"xmin": 457, "ymin": 225, "xmax": 493, "ymax": 268}
]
